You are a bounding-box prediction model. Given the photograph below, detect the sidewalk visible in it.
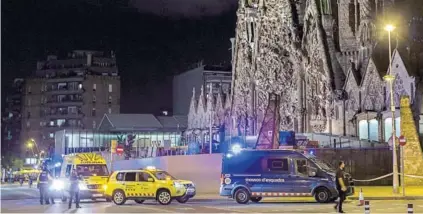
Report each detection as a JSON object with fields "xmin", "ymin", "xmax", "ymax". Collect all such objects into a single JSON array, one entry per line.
[{"xmin": 349, "ymin": 186, "xmax": 423, "ymax": 200}]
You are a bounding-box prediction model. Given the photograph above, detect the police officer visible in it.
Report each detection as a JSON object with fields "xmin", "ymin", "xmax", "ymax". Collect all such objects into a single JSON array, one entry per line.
[
  {"xmin": 68, "ymin": 169, "xmax": 81, "ymax": 209},
  {"xmin": 37, "ymin": 166, "xmax": 52, "ymax": 205},
  {"xmin": 334, "ymin": 161, "xmax": 347, "ymax": 213}
]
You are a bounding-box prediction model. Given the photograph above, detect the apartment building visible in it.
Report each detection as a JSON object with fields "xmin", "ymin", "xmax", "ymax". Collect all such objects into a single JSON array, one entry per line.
[{"xmin": 21, "ymin": 50, "xmax": 120, "ymax": 154}]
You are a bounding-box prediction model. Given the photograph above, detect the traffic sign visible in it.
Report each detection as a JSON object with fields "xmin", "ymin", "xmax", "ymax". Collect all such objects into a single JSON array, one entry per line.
[
  {"xmin": 399, "ymin": 135, "xmax": 406, "ymax": 146},
  {"xmin": 116, "ymin": 145, "xmax": 124, "ymax": 155}
]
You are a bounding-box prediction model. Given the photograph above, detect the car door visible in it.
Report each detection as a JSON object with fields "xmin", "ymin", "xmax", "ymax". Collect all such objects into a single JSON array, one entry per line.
[
  {"xmin": 291, "ymin": 159, "xmax": 317, "ymax": 195},
  {"xmin": 122, "ymin": 172, "xmax": 137, "ymax": 197},
  {"xmin": 137, "ymin": 172, "xmax": 156, "ymax": 197},
  {"xmin": 260, "ymin": 157, "xmax": 293, "ymax": 195}
]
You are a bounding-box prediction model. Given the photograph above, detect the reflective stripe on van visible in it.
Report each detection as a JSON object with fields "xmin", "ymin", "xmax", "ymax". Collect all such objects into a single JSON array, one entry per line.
[{"xmin": 252, "ymin": 192, "xmax": 312, "ymax": 197}]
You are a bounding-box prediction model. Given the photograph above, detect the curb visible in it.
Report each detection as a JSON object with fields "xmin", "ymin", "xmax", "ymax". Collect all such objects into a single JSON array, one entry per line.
[{"xmin": 349, "ymin": 196, "xmax": 423, "ymax": 200}]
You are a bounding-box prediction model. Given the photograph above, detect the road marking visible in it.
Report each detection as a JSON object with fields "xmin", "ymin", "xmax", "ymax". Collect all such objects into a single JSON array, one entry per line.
[
  {"xmin": 175, "ymin": 207, "xmax": 195, "ymax": 210},
  {"xmin": 202, "ymin": 206, "xmax": 243, "ymax": 213},
  {"xmin": 133, "ymin": 205, "xmax": 173, "ymax": 213}
]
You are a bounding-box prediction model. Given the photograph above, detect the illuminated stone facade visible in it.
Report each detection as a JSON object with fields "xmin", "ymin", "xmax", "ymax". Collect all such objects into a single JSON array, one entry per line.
[{"xmin": 400, "ymin": 96, "xmax": 423, "ymax": 186}]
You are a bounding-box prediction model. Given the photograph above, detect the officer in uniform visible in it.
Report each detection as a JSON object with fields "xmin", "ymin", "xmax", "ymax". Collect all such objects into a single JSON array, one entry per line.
[
  {"xmin": 68, "ymin": 169, "xmax": 81, "ymax": 209},
  {"xmin": 37, "ymin": 165, "xmax": 52, "ymax": 205}
]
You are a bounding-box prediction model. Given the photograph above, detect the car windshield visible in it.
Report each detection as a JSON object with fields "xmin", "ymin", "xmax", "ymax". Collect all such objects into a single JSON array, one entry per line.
[
  {"xmin": 76, "ymin": 164, "xmax": 109, "ymax": 177},
  {"xmin": 153, "ymin": 171, "xmax": 177, "ymax": 180}
]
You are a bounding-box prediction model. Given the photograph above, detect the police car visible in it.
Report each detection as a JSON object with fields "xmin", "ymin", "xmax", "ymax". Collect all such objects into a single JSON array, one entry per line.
[
  {"xmin": 220, "ymin": 148, "xmax": 354, "ymax": 204},
  {"xmin": 104, "ymin": 167, "xmax": 196, "ymax": 205}
]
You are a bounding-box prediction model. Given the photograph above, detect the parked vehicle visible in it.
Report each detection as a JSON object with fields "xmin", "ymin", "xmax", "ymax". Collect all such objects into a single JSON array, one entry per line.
[{"xmin": 219, "ymin": 148, "xmax": 354, "ymax": 204}]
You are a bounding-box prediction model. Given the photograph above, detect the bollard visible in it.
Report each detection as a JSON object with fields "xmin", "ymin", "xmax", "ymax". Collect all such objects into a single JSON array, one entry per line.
[
  {"xmin": 364, "ymin": 201, "xmax": 370, "ymax": 214},
  {"xmin": 408, "ymin": 204, "xmax": 413, "ymax": 214}
]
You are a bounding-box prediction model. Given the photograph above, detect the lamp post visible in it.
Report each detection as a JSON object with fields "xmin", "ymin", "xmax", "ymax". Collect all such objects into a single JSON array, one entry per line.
[{"xmin": 383, "ymin": 24, "xmax": 399, "ymax": 194}]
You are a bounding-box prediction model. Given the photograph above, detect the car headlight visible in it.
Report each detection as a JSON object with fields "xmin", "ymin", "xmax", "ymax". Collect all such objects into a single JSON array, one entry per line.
[
  {"xmin": 52, "ymin": 180, "xmax": 64, "ymax": 191},
  {"xmin": 78, "ymin": 183, "xmax": 88, "ymax": 190},
  {"xmin": 173, "ymin": 182, "xmax": 183, "ymax": 188}
]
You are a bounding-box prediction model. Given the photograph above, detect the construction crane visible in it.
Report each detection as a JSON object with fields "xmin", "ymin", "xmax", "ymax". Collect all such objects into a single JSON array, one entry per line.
[{"xmin": 254, "ymin": 93, "xmax": 281, "ymax": 149}]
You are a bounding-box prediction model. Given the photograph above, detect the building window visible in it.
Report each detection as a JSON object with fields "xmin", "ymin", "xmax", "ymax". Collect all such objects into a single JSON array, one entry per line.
[
  {"xmin": 93, "ymin": 120, "xmax": 96, "ymax": 129},
  {"xmin": 27, "ymin": 86, "xmax": 31, "ymax": 94},
  {"xmin": 78, "ymin": 83, "xmax": 83, "ymax": 90},
  {"xmin": 109, "ymin": 84, "xmax": 112, "ymax": 92},
  {"xmin": 108, "ymin": 108, "xmax": 112, "ymax": 114},
  {"xmin": 93, "ymin": 83, "xmax": 96, "ymax": 91},
  {"xmin": 26, "ymin": 121, "xmax": 30, "ymax": 128},
  {"xmin": 49, "ymin": 121, "xmax": 55, "ymax": 126},
  {"xmin": 93, "ymin": 95, "xmax": 96, "ymax": 103},
  {"xmin": 92, "ymin": 108, "xmax": 96, "ymax": 116},
  {"xmin": 49, "ymin": 132, "xmax": 54, "ymax": 138},
  {"xmin": 108, "ymin": 96, "xmax": 112, "ymax": 104},
  {"xmin": 359, "ymin": 120, "xmax": 368, "ymax": 140},
  {"xmin": 57, "ymin": 119, "xmax": 66, "ymax": 127},
  {"xmin": 27, "ymin": 99, "xmax": 31, "ymax": 106}
]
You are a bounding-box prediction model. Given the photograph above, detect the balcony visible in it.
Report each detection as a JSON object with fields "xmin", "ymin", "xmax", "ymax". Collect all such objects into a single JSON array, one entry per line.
[
  {"xmin": 46, "ymin": 97, "xmax": 83, "ymax": 106},
  {"xmin": 45, "ymin": 75, "xmax": 85, "ymax": 83},
  {"xmin": 45, "ymin": 86, "xmax": 84, "ymax": 94},
  {"xmin": 44, "ymin": 111, "xmax": 84, "ymax": 119}
]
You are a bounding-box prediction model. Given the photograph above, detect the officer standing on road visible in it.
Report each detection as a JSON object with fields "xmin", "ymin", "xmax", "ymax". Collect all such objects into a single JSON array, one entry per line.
[
  {"xmin": 37, "ymin": 165, "xmax": 52, "ymax": 205},
  {"xmin": 68, "ymin": 169, "xmax": 81, "ymax": 209},
  {"xmin": 334, "ymin": 161, "xmax": 347, "ymax": 213}
]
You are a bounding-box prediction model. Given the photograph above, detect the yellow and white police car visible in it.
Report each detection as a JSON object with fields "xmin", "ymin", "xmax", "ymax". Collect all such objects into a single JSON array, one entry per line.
[{"xmin": 105, "ymin": 167, "xmax": 196, "ymax": 205}]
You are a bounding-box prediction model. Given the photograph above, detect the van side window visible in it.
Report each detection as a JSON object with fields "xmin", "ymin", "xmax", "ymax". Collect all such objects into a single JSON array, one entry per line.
[
  {"xmin": 65, "ymin": 165, "xmax": 72, "ymax": 177},
  {"xmin": 296, "ymin": 159, "xmax": 308, "ymax": 175},
  {"xmin": 124, "ymin": 172, "xmax": 136, "ymax": 181},
  {"xmin": 267, "ymin": 158, "xmax": 288, "ymax": 171}
]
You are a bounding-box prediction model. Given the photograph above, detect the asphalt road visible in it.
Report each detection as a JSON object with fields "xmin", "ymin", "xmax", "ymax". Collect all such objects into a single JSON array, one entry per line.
[{"xmin": 2, "ymin": 185, "xmax": 423, "ymax": 213}]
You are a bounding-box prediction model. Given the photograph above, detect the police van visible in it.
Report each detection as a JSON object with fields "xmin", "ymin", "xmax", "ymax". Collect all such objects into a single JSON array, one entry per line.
[
  {"xmin": 51, "ymin": 153, "xmax": 111, "ymax": 202},
  {"xmin": 219, "ymin": 148, "xmax": 354, "ymax": 204}
]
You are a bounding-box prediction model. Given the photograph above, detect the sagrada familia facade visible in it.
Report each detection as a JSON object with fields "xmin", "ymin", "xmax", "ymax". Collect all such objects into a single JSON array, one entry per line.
[{"xmin": 186, "ymin": 0, "xmax": 423, "ymax": 146}]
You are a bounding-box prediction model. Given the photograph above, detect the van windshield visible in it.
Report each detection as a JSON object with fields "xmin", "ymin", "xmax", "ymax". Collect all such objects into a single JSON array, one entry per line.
[
  {"xmin": 308, "ymin": 157, "xmax": 333, "ymax": 171},
  {"xmin": 76, "ymin": 164, "xmax": 109, "ymax": 177}
]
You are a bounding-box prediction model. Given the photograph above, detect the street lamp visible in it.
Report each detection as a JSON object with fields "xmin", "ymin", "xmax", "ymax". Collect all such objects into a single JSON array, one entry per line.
[{"xmin": 383, "ymin": 24, "xmax": 399, "ymax": 194}]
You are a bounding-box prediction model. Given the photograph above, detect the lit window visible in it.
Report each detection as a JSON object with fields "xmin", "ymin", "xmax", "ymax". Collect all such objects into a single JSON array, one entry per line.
[
  {"xmin": 108, "ymin": 96, "xmax": 112, "ymax": 103},
  {"xmin": 92, "ymin": 108, "xmax": 96, "ymax": 116},
  {"xmin": 49, "ymin": 133, "xmax": 54, "ymax": 138},
  {"xmin": 78, "ymin": 83, "xmax": 83, "ymax": 90},
  {"xmin": 26, "ymin": 121, "xmax": 30, "ymax": 128},
  {"xmin": 50, "ymin": 121, "xmax": 54, "ymax": 126},
  {"xmin": 108, "ymin": 108, "xmax": 112, "ymax": 114},
  {"xmin": 57, "ymin": 119, "xmax": 66, "ymax": 127},
  {"xmin": 109, "ymin": 84, "xmax": 112, "ymax": 92},
  {"xmin": 93, "ymin": 83, "xmax": 96, "ymax": 91}
]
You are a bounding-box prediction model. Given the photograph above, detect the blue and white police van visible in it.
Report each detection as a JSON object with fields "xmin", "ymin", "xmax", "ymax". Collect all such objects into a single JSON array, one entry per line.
[{"xmin": 219, "ymin": 147, "xmax": 354, "ymax": 204}]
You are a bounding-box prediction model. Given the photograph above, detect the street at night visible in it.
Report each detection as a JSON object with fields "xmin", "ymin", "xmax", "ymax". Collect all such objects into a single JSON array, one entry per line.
[{"xmin": 1, "ymin": 185, "xmax": 423, "ymax": 213}]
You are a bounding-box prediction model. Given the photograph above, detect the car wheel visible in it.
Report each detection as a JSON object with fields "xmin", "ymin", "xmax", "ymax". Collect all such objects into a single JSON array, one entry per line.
[
  {"xmin": 314, "ymin": 187, "xmax": 330, "ymax": 203},
  {"xmin": 157, "ymin": 190, "xmax": 172, "ymax": 205},
  {"xmin": 234, "ymin": 188, "xmax": 250, "ymax": 204},
  {"xmin": 176, "ymin": 195, "xmax": 189, "ymax": 203},
  {"xmin": 134, "ymin": 199, "xmax": 145, "ymax": 204},
  {"xmin": 112, "ymin": 190, "xmax": 127, "ymax": 205},
  {"xmin": 250, "ymin": 197, "xmax": 262, "ymax": 203}
]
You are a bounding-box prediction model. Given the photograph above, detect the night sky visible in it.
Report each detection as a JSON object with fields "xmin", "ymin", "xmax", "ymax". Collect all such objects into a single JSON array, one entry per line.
[{"xmin": 2, "ymin": 0, "xmax": 237, "ymax": 114}]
